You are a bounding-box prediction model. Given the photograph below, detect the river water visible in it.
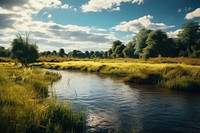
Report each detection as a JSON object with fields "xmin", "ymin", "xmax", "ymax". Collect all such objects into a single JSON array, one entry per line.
[{"xmin": 49, "ymin": 70, "xmax": 200, "ymax": 133}]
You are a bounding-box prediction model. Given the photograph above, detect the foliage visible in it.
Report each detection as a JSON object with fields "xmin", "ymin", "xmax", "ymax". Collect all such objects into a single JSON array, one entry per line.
[
  {"xmin": 58, "ymin": 48, "xmax": 66, "ymax": 57},
  {"xmin": 38, "ymin": 21, "xmax": 199, "ymax": 59},
  {"xmin": 123, "ymin": 41, "xmax": 135, "ymax": 58},
  {"xmin": 177, "ymin": 21, "xmax": 200, "ymax": 57},
  {"xmin": 0, "ymin": 64, "xmax": 84, "ymax": 132},
  {"xmin": 134, "ymin": 27, "xmax": 152, "ymax": 57},
  {"xmin": 11, "ymin": 34, "xmax": 39, "ymax": 66},
  {"xmin": 0, "ymin": 46, "xmax": 11, "ymax": 57}
]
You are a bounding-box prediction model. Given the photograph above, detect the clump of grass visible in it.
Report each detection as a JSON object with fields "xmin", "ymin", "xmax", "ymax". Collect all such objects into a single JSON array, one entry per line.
[
  {"xmin": 125, "ymin": 71, "xmax": 161, "ymax": 85},
  {"xmin": 0, "ymin": 63, "xmax": 84, "ymax": 132},
  {"xmin": 160, "ymin": 66, "xmax": 200, "ymax": 91},
  {"xmin": 39, "ymin": 100, "xmax": 84, "ymax": 133},
  {"xmin": 33, "ymin": 81, "xmax": 49, "ymax": 98}
]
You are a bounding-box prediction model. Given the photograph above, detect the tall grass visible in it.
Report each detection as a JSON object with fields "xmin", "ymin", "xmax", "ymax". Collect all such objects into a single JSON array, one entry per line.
[
  {"xmin": 0, "ymin": 63, "xmax": 84, "ymax": 132},
  {"xmin": 41, "ymin": 60, "xmax": 200, "ymax": 92}
]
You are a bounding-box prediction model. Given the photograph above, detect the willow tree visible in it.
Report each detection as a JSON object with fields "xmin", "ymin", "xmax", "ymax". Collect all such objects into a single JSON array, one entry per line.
[{"xmin": 11, "ymin": 34, "xmax": 39, "ymax": 67}]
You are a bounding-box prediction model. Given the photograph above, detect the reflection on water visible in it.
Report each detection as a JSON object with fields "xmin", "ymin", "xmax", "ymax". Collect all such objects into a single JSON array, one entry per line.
[
  {"xmin": 49, "ymin": 70, "xmax": 200, "ymax": 133},
  {"xmin": 86, "ymin": 110, "xmax": 119, "ymax": 132}
]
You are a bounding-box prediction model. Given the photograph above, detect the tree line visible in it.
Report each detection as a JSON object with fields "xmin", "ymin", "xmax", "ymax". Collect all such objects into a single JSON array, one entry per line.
[
  {"xmin": 40, "ymin": 21, "xmax": 200, "ymax": 58},
  {"xmin": 0, "ymin": 21, "xmax": 199, "ymax": 66}
]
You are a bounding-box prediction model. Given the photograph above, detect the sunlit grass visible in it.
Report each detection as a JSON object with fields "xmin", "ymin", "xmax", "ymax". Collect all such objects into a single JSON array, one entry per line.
[
  {"xmin": 0, "ymin": 63, "xmax": 84, "ymax": 132},
  {"xmin": 41, "ymin": 60, "xmax": 200, "ymax": 91},
  {"xmin": 38, "ymin": 57, "xmax": 200, "ymax": 65}
]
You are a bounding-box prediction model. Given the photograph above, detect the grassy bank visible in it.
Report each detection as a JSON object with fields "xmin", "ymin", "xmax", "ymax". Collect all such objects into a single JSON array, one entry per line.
[
  {"xmin": 40, "ymin": 60, "xmax": 200, "ymax": 92},
  {"xmin": 38, "ymin": 57, "xmax": 200, "ymax": 65},
  {"xmin": 0, "ymin": 63, "xmax": 84, "ymax": 132}
]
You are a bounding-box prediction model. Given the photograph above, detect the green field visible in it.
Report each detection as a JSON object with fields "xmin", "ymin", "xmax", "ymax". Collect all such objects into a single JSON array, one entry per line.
[
  {"xmin": 40, "ymin": 58, "xmax": 200, "ymax": 92},
  {"xmin": 0, "ymin": 63, "xmax": 84, "ymax": 132}
]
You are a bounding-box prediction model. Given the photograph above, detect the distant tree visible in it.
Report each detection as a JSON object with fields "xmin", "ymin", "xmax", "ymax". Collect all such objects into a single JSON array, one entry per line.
[
  {"xmin": 134, "ymin": 27, "xmax": 152, "ymax": 57},
  {"xmin": 93, "ymin": 51, "xmax": 101, "ymax": 58},
  {"xmin": 0, "ymin": 46, "xmax": 4, "ymax": 51},
  {"xmin": 178, "ymin": 21, "xmax": 200, "ymax": 57},
  {"xmin": 141, "ymin": 44, "xmax": 158, "ymax": 58},
  {"xmin": 90, "ymin": 51, "xmax": 95, "ymax": 58},
  {"xmin": 110, "ymin": 40, "xmax": 123, "ymax": 58},
  {"xmin": 40, "ymin": 51, "xmax": 52, "ymax": 57},
  {"xmin": 52, "ymin": 50, "xmax": 57, "ymax": 56},
  {"xmin": 58, "ymin": 48, "xmax": 65, "ymax": 57},
  {"xmin": 0, "ymin": 46, "xmax": 11, "ymax": 57},
  {"xmin": 112, "ymin": 40, "xmax": 122, "ymax": 52},
  {"xmin": 85, "ymin": 51, "xmax": 90, "ymax": 58},
  {"xmin": 68, "ymin": 50, "xmax": 85, "ymax": 58},
  {"xmin": 142, "ymin": 30, "xmax": 170, "ymax": 58},
  {"xmin": 107, "ymin": 49, "xmax": 112, "ymax": 58},
  {"xmin": 123, "ymin": 41, "xmax": 135, "ymax": 58},
  {"xmin": 115, "ymin": 44, "xmax": 125, "ymax": 58},
  {"xmin": 102, "ymin": 51, "xmax": 108, "ymax": 58},
  {"xmin": 11, "ymin": 34, "xmax": 39, "ymax": 67}
]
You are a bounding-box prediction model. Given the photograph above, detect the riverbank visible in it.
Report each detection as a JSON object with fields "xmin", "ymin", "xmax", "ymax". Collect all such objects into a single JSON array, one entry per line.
[
  {"xmin": 0, "ymin": 63, "xmax": 84, "ymax": 132},
  {"xmin": 40, "ymin": 60, "xmax": 200, "ymax": 92}
]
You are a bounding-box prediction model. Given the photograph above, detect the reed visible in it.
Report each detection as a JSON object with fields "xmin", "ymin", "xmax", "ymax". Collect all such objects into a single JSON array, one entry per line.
[{"xmin": 0, "ymin": 63, "xmax": 84, "ymax": 132}]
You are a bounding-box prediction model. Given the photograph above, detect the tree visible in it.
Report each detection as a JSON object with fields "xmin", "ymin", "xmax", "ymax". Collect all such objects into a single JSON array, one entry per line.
[
  {"xmin": 85, "ymin": 51, "xmax": 90, "ymax": 58},
  {"xmin": 111, "ymin": 40, "xmax": 123, "ymax": 58},
  {"xmin": 11, "ymin": 34, "xmax": 39, "ymax": 67},
  {"xmin": 0, "ymin": 46, "xmax": 11, "ymax": 57},
  {"xmin": 51, "ymin": 50, "xmax": 57, "ymax": 56},
  {"xmin": 107, "ymin": 49, "xmax": 112, "ymax": 58},
  {"xmin": 123, "ymin": 41, "xmax": 135, "ymax": 58},
  {"xmin": 115, "ymin": 44, "xmax": 125, "ymax": 58},
  {"xmin": 102, "ymin": 51, "xmax": 108, "ymax": 58},
  {"xmin": 142, "ymin": 30, "xmax": 170, "ymax": 58},
  {"xmin": 58, "ymin": 48, "xmax": 65, "ymax": 57},
  {"xmin": 134, "ymin": 27, "xmax": 152, "ymax": 57},
  {"xmin": 68, "ymin": 50, "xmax": 85, "ymax": 58},
  {"xmin": 178, "ymin": 21, "xmax": 200, "ymax": 57}
]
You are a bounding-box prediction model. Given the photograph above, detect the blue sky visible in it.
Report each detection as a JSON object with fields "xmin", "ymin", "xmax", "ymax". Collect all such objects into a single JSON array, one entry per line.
[{"xmin": 0, "ymin": 0, "xmax": 200, "ymax": 52}]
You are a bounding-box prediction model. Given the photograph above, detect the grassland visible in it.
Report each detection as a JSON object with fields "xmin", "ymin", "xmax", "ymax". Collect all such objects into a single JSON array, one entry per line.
[
  {"xmin": 39, "ymin": 58, "xmax": 200, "ymax": 92},
  {"xmin": 0, "ymin": 63, "xmax": 84, "ymax": 132}
]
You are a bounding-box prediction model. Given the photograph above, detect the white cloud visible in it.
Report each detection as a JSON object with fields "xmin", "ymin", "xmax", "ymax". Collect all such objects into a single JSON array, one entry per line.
[
  {"xmin": 0, "ymin": 0, "xmax": 118, "ymax": 52},
  {"xmin": 185, "ymin": 8, "xmax": 200, "ymax": 19},
  {"xmin": 167, "ymin": 29, "xmax": 182, "ymax": 38},
  {"xmin": 131, "ymin": 0, "xmax": 144, "ymax": 4},
  {"xmin": 178, "ymin": 7, "xmax": 191, "ymax": 13},
  {"xmin": 112, "ymin": 7, "xmax": 120, "ymax": 11},
  {"xmin": 60, "ymin": 4, "xmax": 71, "ymax": 9},
  {"xmin": 112, "ymin": 15, "xmax": 175, "ymax": 33},
  {"xmin": 47, "ymin": 14, "xmax": 52, "ymax": 18},
  {"xmin": 81, "ymin": 0, "xmax": 144, "ymax": 12}
]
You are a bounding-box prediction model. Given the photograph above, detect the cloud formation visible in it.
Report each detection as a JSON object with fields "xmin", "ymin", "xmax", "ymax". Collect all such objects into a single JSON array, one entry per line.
[
  {"xmin": 112, "ymin": 15, "xmax": 175, "ymax": 33},
  {"xmin": 81, "ymin": 0, "xmax": 144, "ymax": 12},
  {"xmin": 185, "ymin": 8, "xmax": 200, "ymax": 19},
  {"xmin": 0, "ymin": 0, "xmax": 117, "ymax": 52},
  {"xmin": 167, "ymin": 29, "xmax": 182, "ymax": 38}
]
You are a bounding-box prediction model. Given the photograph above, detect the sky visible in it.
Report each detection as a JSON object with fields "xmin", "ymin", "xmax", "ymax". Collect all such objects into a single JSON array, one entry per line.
[{"xmin": 0, "ymin": 0, "xmax": 200, "ymax": 52}]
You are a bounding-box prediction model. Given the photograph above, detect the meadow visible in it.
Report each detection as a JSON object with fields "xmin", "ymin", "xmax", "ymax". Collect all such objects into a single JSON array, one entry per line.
[
  {"xmin": 39, "ymin": 57, "xmax": 200, "ymax": 92},
  {"xmin": 0, "ymin": 63, "xmax": 84, "ymax": 132}
]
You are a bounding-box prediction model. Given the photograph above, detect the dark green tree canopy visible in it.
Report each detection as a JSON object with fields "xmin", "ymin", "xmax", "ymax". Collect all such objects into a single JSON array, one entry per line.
[
  {"xmin": 0, "ymin": 46, "xmax": 11, "ymax": 57},
  {"xmin": 123, "ymin": 41, "xmax": 135, "ymax": 58},
  {"xmin": 134, "ymin": 27, "xmax": 152, "ymax": 57},
  {"xmin": 37, "ymin": 21, "xmax": 200, "ymax": 59},
  {"xmin": 11, "ymin": 34, "xmax": 39, "ymax": 66},
  {"xmin": 178, "ymin": 21, "xmax": 200, "ymax": 57},
  {"xmin": 59, "ymin": 48, "xmax": 66, "ymax": 57}
]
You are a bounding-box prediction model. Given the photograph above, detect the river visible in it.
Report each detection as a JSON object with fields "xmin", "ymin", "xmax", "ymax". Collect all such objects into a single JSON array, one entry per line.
[{"xmin": 49, "ymin": 70, "xmax": 200, "ymax": 133}]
